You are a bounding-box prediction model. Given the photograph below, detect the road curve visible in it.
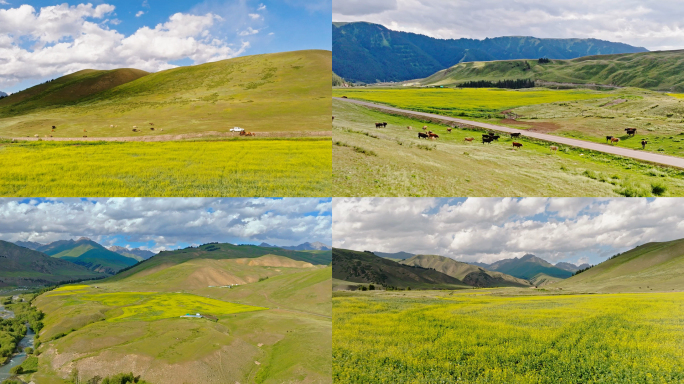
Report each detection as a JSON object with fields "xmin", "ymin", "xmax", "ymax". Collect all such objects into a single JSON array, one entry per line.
[{"xmin": 334, "ymin": 97, "xmax": 684, "ymax": 170}]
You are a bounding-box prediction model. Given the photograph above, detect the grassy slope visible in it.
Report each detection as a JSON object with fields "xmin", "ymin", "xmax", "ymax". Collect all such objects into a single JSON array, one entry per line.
[
  {"xmin": 332, "ymin": 99, "xmax": 684, "ymax": 196},
  {"xmin": 555, "ymin": 239, "xmax": 684, "ymax": 293},
  {"xmin": 332, "ymin": 248, "xmax": 469, "ymax": 290},
  {"xmin": 32, "ymin": 258, "xmax": 331, "ymax": 384},
  {"xmin": 421, "ymin": 50, "xmax": 684, "ymax": 91},
  {"xmin": 0, "ymin": 50, "xmax": 331, "ymax": 138},
  {"xmin": 0, "ymin": 241, "xmax": 104, "ymax": 286},
  {"xmin": 400, "ymin": 255, "xmax": 531, "ymax": 287},
  {"xmin": 333, "ymin": 290, "xmax": 684, "ymax": 383},
  {"xmin": 0, "ymin": 138, "xmax": 332, "ymax": 197}
]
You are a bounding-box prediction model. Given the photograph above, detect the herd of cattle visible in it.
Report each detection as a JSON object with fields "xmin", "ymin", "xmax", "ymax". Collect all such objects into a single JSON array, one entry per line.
[{"xmin": 373, "ymin": 122, "xmax": 650, "ymax": 151}]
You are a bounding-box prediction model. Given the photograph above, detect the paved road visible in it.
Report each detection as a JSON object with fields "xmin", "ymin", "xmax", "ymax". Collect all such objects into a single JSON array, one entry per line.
[{"xmin": 334, "ymin": 97, "xmax": 684, "ymax": 169}]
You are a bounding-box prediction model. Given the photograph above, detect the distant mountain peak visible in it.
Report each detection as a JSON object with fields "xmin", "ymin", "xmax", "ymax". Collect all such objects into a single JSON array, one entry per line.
[{"xmin": 77, "ymin": 237, "xmax": 92, "ymax": 242}]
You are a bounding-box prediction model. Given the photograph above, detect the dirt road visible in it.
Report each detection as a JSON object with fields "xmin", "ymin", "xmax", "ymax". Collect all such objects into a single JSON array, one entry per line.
[{"xmin": 335, "ymin": 97, "xmax": 684, "ymax": 170}]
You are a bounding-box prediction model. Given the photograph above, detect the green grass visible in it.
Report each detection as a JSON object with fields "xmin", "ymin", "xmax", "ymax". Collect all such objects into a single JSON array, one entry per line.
[
  {"xmin": 0, "ymin": 50, "xmax": 331, "ymax": 138},
  {"xmin": 334, "ymin": 290, "xmax": 684, "ymax": 384},
  {"xmin": 0, "ymin": 138, "xmax": 331, "ymax": 197},
  {"xmin": 333, "ymin": 87, "xmax": 609, "ymax": 118},
  {"xmin": 420, "ymin": 50, "xmax": 684, "ymax": 92},
  {"xmin": 332, "ymin": 99, "xmax": 684, "ymax": 196}
]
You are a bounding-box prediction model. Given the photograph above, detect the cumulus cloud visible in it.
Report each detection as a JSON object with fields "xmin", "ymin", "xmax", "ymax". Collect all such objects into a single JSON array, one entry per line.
[
  {"xmin": 0, "ymin": 198, "xmax": 331, "ymax": 253},
  {"xmin": 332, "ymin": 0, "xmax": 684, "ymax": 51},
  {"xmin": 257, "ymin": 3, "xmax": 266, "ymax": 11},
  {"xmin": 239, "ymin": 26, "xmax": 259, "ymax": 35},
  {"xmin": 333, "ymin": 198, "xmax": 684, "ymax": 264},
  {"xmin": 135, "ymin": 10, "xmax": 145, "ymax": 17},
  {"xmin": 0, "ymin": 2, "xmax": 257, "ymax": 90}
]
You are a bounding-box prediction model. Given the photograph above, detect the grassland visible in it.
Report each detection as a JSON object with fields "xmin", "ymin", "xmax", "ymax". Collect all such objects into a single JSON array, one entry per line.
[
  {"xmin": 0, "ymin": 50, "xmax": 331, "ymax": 138},
  {"xmin": 0, "ymin": 138, "xmax": 331, "ymax": 197},
  {"xmin": 420, "ymin": 50, "xmax": 684, "ymax": 92},
  {"xmin": 30, "ymin": 260, "xmax": 331, "ymax": 384},
  {"xmin": 332, "ymin": 99, "xmax": 684, "ymax": 196},
  {"xmin": 333, "ymin": 289, "xmax": 684, "ymax": 384}
]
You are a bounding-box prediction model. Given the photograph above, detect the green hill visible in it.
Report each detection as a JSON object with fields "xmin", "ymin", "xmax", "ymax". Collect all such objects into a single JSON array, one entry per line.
[
  {"xmin": 332, "ymin": 248, "xmax": 468, "ymax": 290},
  {"xmin": 0, "ymin": 240, "xmax": 104, "ymax": 286},
  {"xmin": 107, "ymin": 243, "xmax": 331, "ymax": 286},
  {"xmin": 401, "ymin": 254, "xmax": 531, "ymax": 288},
  {"xmin": 555, "ymin": 238, "xmax": 684, "ymax": 292},
  {"xmin": 421, "ymin": 50, "xmax": 684, "ymax": 91},
  {"xmin": 37, "ymin": 238, "xmax": 137, "ymax": 274},
  {"xmin": 0, "ymin": 49, "xmax": 331, "ymax": 138},
  {"xmin": 482, "ymin": 254, "xmax": 573, "ymax": 280},
  {"xmin": 529, "ymin": 273, "xmax": 565, "ymax": 287},
  {"xmin": 333, "ymin": 21, "xmax": 646, "ymax": 83},
  {"xmin": 333, "ymin": 72, "xmax": 345, "ymax": 86}
]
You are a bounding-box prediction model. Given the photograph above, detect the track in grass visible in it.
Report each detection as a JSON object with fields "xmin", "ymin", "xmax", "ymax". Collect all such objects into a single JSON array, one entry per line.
[{"xmin": 0, "ymin": 138, "xmax": 332, "ymax": 197}]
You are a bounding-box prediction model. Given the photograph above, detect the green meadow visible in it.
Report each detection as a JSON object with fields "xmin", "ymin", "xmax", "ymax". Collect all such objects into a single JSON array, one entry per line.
[
  {"xmin": 0, "ymin": 138, "xmax": 332, "ymax": 197},
  {"xmin": 333, "ymin": 290, "xmax": 684, "ymax": 384},
  {"xmin": 332, "ymin": 99, "xmax": 684, "ymax": 196}
]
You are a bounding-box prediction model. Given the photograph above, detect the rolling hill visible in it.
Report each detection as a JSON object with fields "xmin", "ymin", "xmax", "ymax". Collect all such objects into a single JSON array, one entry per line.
[
  {"xmin": 400, "ymin": 254, "xmax": 531, "ymax": 288},
  {"xmin": 37, "ymin": 238, "xmax": 138, "ymax": 274},
  {"xmin": 332, "ymin": 248, "xmax": 468, "ymax": 289},
  {"xmin": 475, "ymin": 254, "xmax": 573, "ymax": 280},
  {"xmin": 332, "ymin": 21, "xmax": 646, "ymax": 83},
  {"xmin": 0, "ymin": 240, "xmax": 104, "ymax": 286},
  {"xmin": 420, "ymin": 50, "xmax": 684, "ymax": 91},
  {"xmin": 108, "ymin": 246, "xmax": 156, "ymax": 261},
  {"xmin": 106, "ymin": 243, "xmax": 331, "ymax": 288},
  {"xmin": 0, "ymin": 49, "xmax": 331, "ymax": 138},
  {"xmin": 556, "ymin": 238, "xmax": 684, "ymax": 292}
]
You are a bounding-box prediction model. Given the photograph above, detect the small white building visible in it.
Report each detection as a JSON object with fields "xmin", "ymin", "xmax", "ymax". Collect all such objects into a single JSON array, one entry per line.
[{"xmin": 180, "ymin": 313, "xmax": 202, "ymax": 318}]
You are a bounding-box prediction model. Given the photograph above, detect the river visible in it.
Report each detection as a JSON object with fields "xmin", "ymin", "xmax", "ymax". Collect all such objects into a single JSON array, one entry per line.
[{"xmin": 0, "ymin": 305, "xmax": 35, "ymax": 381}]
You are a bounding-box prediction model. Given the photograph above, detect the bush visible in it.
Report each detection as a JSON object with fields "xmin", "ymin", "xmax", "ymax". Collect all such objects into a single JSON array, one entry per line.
[
  {"xmin": 368, "ymin": 284, "xmax": 375, "ymax": 290},
  {"xmin": 361, "ymin": 286, "xmax": 368, "ymax": 291},
  {"xmin": 9, "ymin": 366, "xmax": 23, "ymax": 374},
  {"xmin": 24, "ymin": 347, "xmax": 33, "ymax": 354},
  {"xmin": 651, "ymin": 181, "xmax": 667, "ymax": 196}
]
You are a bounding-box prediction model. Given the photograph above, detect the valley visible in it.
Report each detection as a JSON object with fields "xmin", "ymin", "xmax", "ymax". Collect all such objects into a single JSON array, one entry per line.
[{"xmin": 4, "ymin": 243, "xmax": 332, "ymax": 384}]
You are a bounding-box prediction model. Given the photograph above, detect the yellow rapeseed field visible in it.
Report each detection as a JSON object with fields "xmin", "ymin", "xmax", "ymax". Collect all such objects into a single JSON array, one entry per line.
[
  {"xmin": 333, "ymin": 290, "xmax": 684, "ymax": 383},
  {"xmin": 0, "ymin": 138, "xmax": 331, "ymax": 196}
]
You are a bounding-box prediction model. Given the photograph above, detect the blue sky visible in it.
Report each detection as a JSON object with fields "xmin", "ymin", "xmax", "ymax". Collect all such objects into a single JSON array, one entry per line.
[
  {"xmin": 333, "ymin": 197, "xmax": 684, "ymax": 266},
  {"xmin": 0, "ymin": 0, "xmax": 331, "ymax": 93},
  {"xmin": 0, "ymin": 198, "xmax": 332, "ymax": 252}
]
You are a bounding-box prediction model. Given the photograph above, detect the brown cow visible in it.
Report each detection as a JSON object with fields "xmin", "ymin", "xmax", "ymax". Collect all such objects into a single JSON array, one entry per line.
[
  {"xmin": 83, "ymin": 129, "xmax": 87, "ymax": 132},
  {"xmin": 625, "ymin": 128, "xmax": 637, "ymax": 136},
  {"xmin": 611, "ymin": 137, "xmax": 620, "ymax": 145},
  {"xmin": 418, "ymin": 132, "xmax": 429, "ymax": 139},
  {"xmin": 464, "ymin": 137, "xmax": 474, "ymax": 142},
  {"xmin": 512, "ymin": 142, "xmax": 523, "ymax": 149},
  {"xmin": 83, "ymin": 135, "xmax": 87, "ymax": 138},
  {"xmin": 550, "ymin": 145, "xmax": 558, "ymax": 153},
  {"xmin": 407, "ymin": 126, "xmax": 412, "ymax": 130},
  {"xmin": 641, "ymin": 140, "xmax": 648, "ymax": 149},
  {"xmin": 150, "ymin": 123, "xmax": 154, "ymax": 125},
  {"xmin": 428, "ymin": 132, "xmax": 439, "ymax": 139},
  {"xmin": 447, "ymin": 128, "xmax": 452, "ymax": 133}
]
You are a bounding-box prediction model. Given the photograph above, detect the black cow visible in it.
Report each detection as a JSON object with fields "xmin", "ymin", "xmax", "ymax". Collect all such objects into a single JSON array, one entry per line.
[
  {"xmin": 418, "ymin": 132, "xmax": 429, "ymax": 139},
  {"xmin": 510, "ymin": 132, "xmax": 521, "ymax": 138}
]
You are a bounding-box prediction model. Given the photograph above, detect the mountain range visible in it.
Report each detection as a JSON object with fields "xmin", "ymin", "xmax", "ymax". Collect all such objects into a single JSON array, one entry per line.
[
  {"xmin": 472, "ymin": 254, "xmax": 574, "ymax": 280},
  {"xmin": 0, "ymin": 91, "xmax": 7, "ymax": 97},
  {"xmin": 108, "ymin": 246, "xmax": 156, "ymax": 261},
  {"xmin": 332, "ymin": 21, "xmax": 647, "ymax": 83},
  {"xmin": 0, "ymin": 240, "xmax": 104, "ymax": 286},
  {"xmin": 34, "ymin": 237, "xmax": 138, "ymax": 274}
]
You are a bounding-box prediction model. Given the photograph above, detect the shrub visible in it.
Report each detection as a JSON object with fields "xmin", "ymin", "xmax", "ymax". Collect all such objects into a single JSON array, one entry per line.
[
  {"xmin": 368, "ymin": 284, "xmax": 375, "ymax": 291},
  {"xmin": 9, "ymin": 366, "xmax": 23, "ymax": 374},
  {"xmin": 24, "ymin": 347, "xmax": 33, "ymax": 354},
  {"xmin": 651, "ymin": 181, "xmax": 667, "ymax": 196}
]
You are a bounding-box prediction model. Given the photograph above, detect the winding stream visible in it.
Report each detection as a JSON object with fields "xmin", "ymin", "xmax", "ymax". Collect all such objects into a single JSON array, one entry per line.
[{"xmin": 0, "ymin": 305, "xmax": 35, "ymax": 380}]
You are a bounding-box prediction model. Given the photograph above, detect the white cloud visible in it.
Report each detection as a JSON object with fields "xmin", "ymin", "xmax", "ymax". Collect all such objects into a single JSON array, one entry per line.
[
  {"xmin": 332, "ymin": 0, "xmax": 684, "ymax": 51},
  {"xmin": 257, "ymin": 4, "xmax": 266, "ymax": 11},
  {"xmin": 248, "ymin": 13, "xmax": 261, "ymax": 20},
  {"xmin": 239, "ymin": 26, "xmax": 259, "ymax": 36},
  {"xmin": 135, "ymin": 10, "xmax": 145, "ymax": 17},
  {"xmin": 0, "ymin": 3, "xmax": 253, "ymax": 90},
  {"xmin": 0, "ymin": 0, "xmax": 9, "ymax": 5},
  {"xmin": 333, "ymin": 198, "xmax": 684, "ymax": 264},
  {"xmin": 0, "ymin": 198, "xmax": 331, "ymax": 253}
]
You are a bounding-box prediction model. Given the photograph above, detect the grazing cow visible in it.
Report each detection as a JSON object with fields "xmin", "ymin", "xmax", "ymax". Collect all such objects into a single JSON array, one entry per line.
[
  {"xmin": 83, "ymin": 129, "xmax": 87, "ymax": 132},
  {"xmin": 550, "ymin": 145, "xmax": 559, "ymax": 153},
  {"xmin": 110, "ymin": 125, "xmax": 114, "ymax": 128},
  {"xmin": 447, "ymin": 128, "xmax": 452, "ymax": 133},
  {"xmin": 491, "ymin": 135, "xmax": 501, "ymax": 141},
  {"xmin": 625, "ymin": 128, "xmax": 637, "ymax": 136},
  {"xmin": 240, "ymin": 130, "xmax": 246, "ymax": 136},
  {"xmin": 342, "ymin": 96, "xmax": 348, "ymax": 98},
  {"xmin": 51, "ymin": 129, "xmax": 55, "ymax": 132},
  {"xmin": 482, "ymin": 136, "xmax": 494, "ymax": 144},
  {"xmin": 611, "ymin": 137, "xmax": 620, "ymax": 145},
  {"xmin": 52, "ymin": 126, "xmax": 56, "ymax": 129},
  {"xmin": 407, "ymin": 126, "xmax": 412, "ymax": 130},
  {"xmin": 423, "ymin": 126, "xmax": 428, "ymax": 130},
  {"xmin": 150, "ymin": 127, "xmax": 155, "ymax": 131},
  {"xmin": 641, "ymin": 140, "xmax": 648, "ymax": 149},
  {"xmin": 83, "ymin": 136, "xmax": 87, "ymax": 138},
  {"xmin": 150, "ymin": 123, "xmax": 154, "ymax": 126},
  {"xmin": 418, "ymin": 132, "xmax": 429, "ymax": 139},
  {"xmin": 428, "ymin": 132, "xmax": 439, "ymax": 139},
  {"xmin": 512, "ymin": 142, "xmax": 523, "ymax": 149},
  {"xmin": 375, "ymin": 122, "xmax": 384, "ymax": 128},
  {"xmin": 464, "ymin": 137, "xmax": 474, "ymax": 142},
  {"xmin": 160, "ymin": 128, "xmax": 163, "ymax": 131},
  {"xmin": 510, "ymin": 132, "xmax": 521, "ymax": 138},
  {"xmin": 606, "ymin": 135, "xmax": 614, "ymax": 142},
  {"xmin": 33, "ymin": 134, "xmax": 39, "ymax": 138}
]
